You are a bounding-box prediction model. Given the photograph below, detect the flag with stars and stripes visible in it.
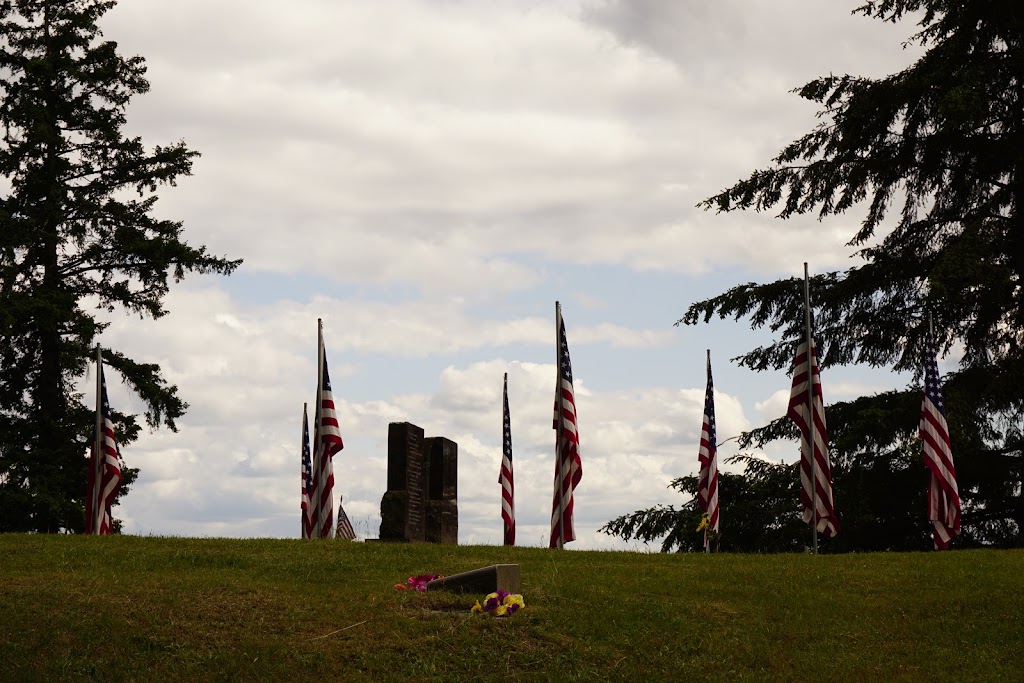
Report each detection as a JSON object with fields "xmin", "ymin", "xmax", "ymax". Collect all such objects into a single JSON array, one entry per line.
[
  {"xmin": 311, "ymin": 320, "xmax": 344, "ymax": 539},
  {"xmin": 300, "ymin": 404, "xmax": 314, "ymax": 539},
  {"xmin": 550, "ymin": 302, "xmax": 582, "ymax": 548},
  {"xmin": 919, "ymin": 329, "xmax": 960, "ymax": 550},
  {"xmin": 86, "ymin": 352, "xmax": 123, "ymax": 535},
  {"xmin": 336, "ymin": 498, "xmax": 356, "ymax": 540},
  {"xmin": 786, "ymin": 323, "xmax": 839, "ymax": 538},
  {"xmin": 697, "ymin": 350, "xmax": 720, "ymax": 551},
  {"xmin": 499, "ymin": 372, "xmax": 516, "ymax": 546}
]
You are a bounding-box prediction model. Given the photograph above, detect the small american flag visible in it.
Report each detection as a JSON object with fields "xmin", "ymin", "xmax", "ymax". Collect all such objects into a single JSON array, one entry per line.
[
  {"xmin": 697, "ymin": 351, "xmax": 720, "ymax": 551},
  {"xmin": 920, "ymin": 329, "xmax": 960, "ymax": 550},
  {"xmin": 786, "ymin": 325, "xmax": 839, "ymax": 538},
  {"xmin": 312, "ymin": 322, "xmax": 344, "ymax": 539},
  {"xmin": 300, "ymin": 404, "xmax": 314, "ymax": 539},
  {"xmin": 336, "ymin": 498, "xmax": 356, "ymax": 541},
  {"xmin": 86, "ymin": 355, "xmax": 122, "ymax": 535},
  {"xmin": 499, "ymin": 372, "xmax": 516, "ymax": 546},
  {"xmin": 550, "ymin": 303, "xmax": 582, "ymax": 548}
]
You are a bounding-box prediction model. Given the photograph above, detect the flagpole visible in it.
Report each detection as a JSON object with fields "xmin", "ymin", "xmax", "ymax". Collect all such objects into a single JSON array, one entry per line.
[
  {"xmin": 803, "ymin": 263, "xmax": 818, "ymax": 555},
  {"xmin": 92, "ymin": 345, "xmax": 104, "ymax": 535},
  {"xmin": 314, "ymin": 319, "xmax": 325, "ymax": 538},
  {"xmin": 503, "ymin": 371, "xmax": 509, "ymax": 546},
  {"xmin": 705, "ymin": 349, "xmax": 711, "ymax": 554},
  {"xmin": 301, "ymin": 401, "xmax": 307, "ymax": 539},
  {"xmin": 555, "ymin": 301, "xmax": 566, "ymax": 549}
]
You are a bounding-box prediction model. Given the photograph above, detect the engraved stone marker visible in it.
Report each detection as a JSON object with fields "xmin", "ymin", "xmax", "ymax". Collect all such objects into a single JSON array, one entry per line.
[
  {"xmin": 379, "ymin": 422, "xmax": 458, "ymax": 544},
  {"xmin": 379, "ymin": 422, "xmax": 426, "ymax": 542},
  {"xmin": 424, "ymin": 436, "xmax": 458, "ymax": 544}
]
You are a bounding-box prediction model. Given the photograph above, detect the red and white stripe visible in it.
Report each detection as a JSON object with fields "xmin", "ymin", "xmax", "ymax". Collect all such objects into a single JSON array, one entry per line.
[
  {"xmin": 311, "ymin": 322, "xmax": 344, "ymax": 539},
  {"xmin": 300, "ymin": 404, "xmax": 314, "ymax": 539},
  {"xmin": 786, "ymin": 336, "xmax": 839, "ymax": 538},
  {"xmin": 550, "ymin": 303, "xmax": 582, "ymax": 548},
  {"xmin": 920, "ymin": 330, "xmax": 960, "ymax": 550},
  {"xmin": 336, "ymin": 498, "xmax": 356, "ymax": 541},
  {"xmin": 499, "ymin": 373, "xmax": 515, "ymax": 546},
  {"xmin": 697, "ymin": 351, "xmax": 719, "ymax": 550},
  {"xmin": 86, "ymin": 359, "xmax": 122, "ymax": 535}
]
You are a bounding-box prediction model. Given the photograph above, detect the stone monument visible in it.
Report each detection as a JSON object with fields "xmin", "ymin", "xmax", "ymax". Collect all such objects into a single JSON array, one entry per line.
[
  {"xmin": 379, "ymin": 422, "xmax": 458, "ymax": 543},
  {"xmin": 424, "ymin": 436, "xmax": 458, "ymax": 544}
]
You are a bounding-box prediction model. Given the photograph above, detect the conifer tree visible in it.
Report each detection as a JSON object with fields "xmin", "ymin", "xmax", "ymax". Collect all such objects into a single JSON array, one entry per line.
[
  {"xmin": 600, "ymin": 456, "xmax": 807, "ymax": 553},
  {"xmin": 0, "ymin": 0, "xmax": 240, "ymax": 532},
  {"xmin": 681, "ymin": 0, "xmax": 1024, "ymax": 548},
  {"xmin": 602, "ymin": 1, "xmax": 1023, "ymax": 551}
]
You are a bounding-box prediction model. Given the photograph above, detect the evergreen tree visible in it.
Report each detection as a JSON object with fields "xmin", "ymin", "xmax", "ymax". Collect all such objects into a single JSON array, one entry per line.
[
  {"xmin": 0, "ymin": 0, "xmax": 240, "ymax": 532},
  {"xmin": 678, "ymin": 0, "xmax": 1023, "ymax": 548},
  {"xmin": 600, "ymin": 456, "xmax": 809, "ymax": 553}
]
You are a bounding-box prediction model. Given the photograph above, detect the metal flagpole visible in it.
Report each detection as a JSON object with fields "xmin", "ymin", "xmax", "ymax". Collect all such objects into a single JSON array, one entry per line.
[
  {"xmin": 555, "ymin": 301, "xmax": 567, "ymax": 549},
  {"xmin": 803, "ymin": 263, "xmax": 818, "ymax": 555},
  {"xmin": 301, "ymin": 402, "xmax": 307, "ymax": 539},
  {"xmin": 503, "ymin": 371, "xmax": 509, "ymax": 545},
  {"xmin": 705, "ymin": 348, "xmax": 711, "ymax": 554},
  {"xmin": 92, "ymin": 345, "xmax": 104, "ymax": 535},
  {"xmin": 314, "ymin": 319, "xmax": 325, "ymax": 538}
]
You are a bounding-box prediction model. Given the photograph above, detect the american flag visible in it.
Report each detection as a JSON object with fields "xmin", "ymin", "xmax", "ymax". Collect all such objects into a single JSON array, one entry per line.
[
  {"xmin": 85, "ymin": 355, "xmax": 122, "ymax": 535},
  {"xmin": 336, "ymin": 498, "xmax": 356, "ymax": 541},
  {"xmin": 786, "ymin": 326, "xmax": 839, "ymax": 538},
  {"xmin": 919, "ymin": 329, "xmax": 960, "ymax": 550},
  {"xmin": 550, "ymin": 303, "xmax": 582, "ymax": 548},
  {"xmin": 499, "ymin": 372, "xmax": 516, "ymax": 546},
  {"xmin": 300, "ymin": 404, "xmax": 314, "ymax": 539},
  {"xmin": 311, "ymin": 322, "xmax": 344, "ymax": 539},
  {"xmin": 697, "ymin": 351, "xmax": 720, "ymax": 551}
]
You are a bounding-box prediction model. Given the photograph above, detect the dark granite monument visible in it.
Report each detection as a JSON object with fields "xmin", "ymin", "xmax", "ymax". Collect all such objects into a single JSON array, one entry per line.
[
  {"xmin": 379, "ymin": 422, "xmax": 458, "ymax": 543},
  {"xmin": 424, "ymin": 436, "xmax": 458, "ymax": 544}
]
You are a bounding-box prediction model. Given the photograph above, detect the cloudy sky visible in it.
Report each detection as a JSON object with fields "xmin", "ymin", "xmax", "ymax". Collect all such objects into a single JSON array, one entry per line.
[{"xmin": 92, "ymin": 0, "xmax": 926, "ymax": 548}]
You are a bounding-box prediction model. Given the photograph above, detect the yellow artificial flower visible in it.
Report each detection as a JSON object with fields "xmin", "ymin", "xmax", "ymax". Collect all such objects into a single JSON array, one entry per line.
[
  {"xmin": 493, "ymin": 604, "xmax": 508, "ymax": 616},
  {"xmin": 471, "ymin": 600, "xmax": 482, "ymax": 613},
  {"xmin": 503, "ymin": 594, "xmax": 525, "ymax": 608},
  {"xmin": 484, "ymin": 592, "xmax": 498, "ymax": 601},
  {"xmin": 696, "ymin": 513, "xmax": 709, "ymax": 532}
]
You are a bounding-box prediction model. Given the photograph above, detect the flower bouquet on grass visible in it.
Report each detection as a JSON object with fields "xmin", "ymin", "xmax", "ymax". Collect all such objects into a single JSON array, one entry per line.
[
  {"xmin": 394, "ymin": 573, "xmax": 442, "ymax": 592},
  {"xmin": 472, "ymin": 590, "xmax": 525, "ymax": 617}
]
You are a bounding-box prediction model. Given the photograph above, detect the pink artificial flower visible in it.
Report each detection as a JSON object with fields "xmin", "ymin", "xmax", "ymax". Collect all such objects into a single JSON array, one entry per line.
[{"xmin": 406, "ymin": 573, "xmax": 442, "ymax": 592}]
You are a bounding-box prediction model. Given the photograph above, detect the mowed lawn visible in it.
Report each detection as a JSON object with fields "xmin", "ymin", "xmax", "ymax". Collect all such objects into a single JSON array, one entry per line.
[{"xmin": 0, "ymin": 535, "xmax": 1020, "ymax": 682}]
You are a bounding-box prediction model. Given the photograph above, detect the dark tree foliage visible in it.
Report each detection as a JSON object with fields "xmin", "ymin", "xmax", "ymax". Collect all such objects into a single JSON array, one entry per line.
[
  {"xmin": 600, "ymin": 456, "xmax": 809, "ymax": 553},
  {"xmin": 0, "ymin": 0, "xmax": 240, "ymax": 532},
  {"xmin": 605, "ymin": 0, "xmax": 1024, "ymax": 552},
  {"xmin": 674, "ymin": 0, "xmax": 1023, "ymax": 549}
]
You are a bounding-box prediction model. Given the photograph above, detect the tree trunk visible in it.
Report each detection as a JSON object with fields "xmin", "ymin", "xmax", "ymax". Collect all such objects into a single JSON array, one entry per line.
[{"xmin": 35, "ymin": 0, "xmax": 65, "ymax": 533}]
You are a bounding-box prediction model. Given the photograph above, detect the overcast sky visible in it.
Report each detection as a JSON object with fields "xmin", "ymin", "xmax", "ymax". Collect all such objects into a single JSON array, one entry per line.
[{"xmin": 91, "ymin": 0, "xmax": 927, "ymax": 549}]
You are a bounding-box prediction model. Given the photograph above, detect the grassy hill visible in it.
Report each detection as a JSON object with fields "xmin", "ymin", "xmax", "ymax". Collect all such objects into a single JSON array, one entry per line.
[{"xmin": 1, "ymin": 535, "xmax": 1021, "ymax": 681}]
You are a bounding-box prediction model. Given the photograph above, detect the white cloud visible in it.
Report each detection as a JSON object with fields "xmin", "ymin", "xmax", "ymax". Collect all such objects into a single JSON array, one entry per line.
[
  {"xmin": 756, "ymin": 389, "xmax": 791, "ymax": 426},
  {"xmin": 102, "ymin": 284, "xmax": 768, "ymax": 546},
  {"xmin": 100, "ymin": 0, "xmax": 920, "ymax": 295},
  {"xmin": 69, "ymin": 0, "xmax": 927, "ymax": 547}
]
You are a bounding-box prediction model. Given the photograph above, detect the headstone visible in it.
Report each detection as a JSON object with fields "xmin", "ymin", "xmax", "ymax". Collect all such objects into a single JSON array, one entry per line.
[
  {"xmin": 424, "ymin": 436, "xmax": 458, "ymax": 544},
  {"xmin": 425, "ymin": 436, "xmax": 457, "ymax": 500},
  {"xmin": 426, "ymin": 564, "xmax": 520, "ymax": 594},
  {"xmin": 379, "ymin": 422, "xmax": 426, "ymax": 542},
  {"xmin": 379, "ymin": 423, "xmax": 458, "ymax": 544}
]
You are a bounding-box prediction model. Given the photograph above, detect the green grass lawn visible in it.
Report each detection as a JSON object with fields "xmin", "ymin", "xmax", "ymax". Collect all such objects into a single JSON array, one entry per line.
[{"xmin": 0, "ymin": 535, "xmax": 1020, "ymax": 682}]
